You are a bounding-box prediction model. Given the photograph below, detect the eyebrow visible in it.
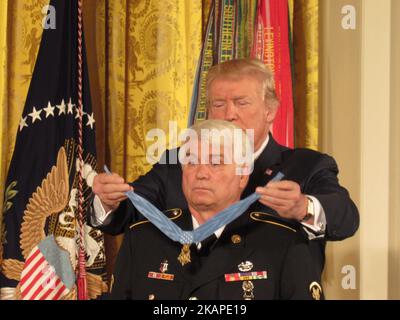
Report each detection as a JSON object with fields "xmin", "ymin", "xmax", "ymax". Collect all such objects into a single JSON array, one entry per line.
[{"xmin": 211, "ymin": 96, "xmax": 250, "ymax": 101}]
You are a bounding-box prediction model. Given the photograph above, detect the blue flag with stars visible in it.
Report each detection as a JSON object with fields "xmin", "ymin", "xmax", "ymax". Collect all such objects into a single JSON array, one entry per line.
[{"xmin": 0, "ymin": 0, "xmax": 107, "ymax": 299}]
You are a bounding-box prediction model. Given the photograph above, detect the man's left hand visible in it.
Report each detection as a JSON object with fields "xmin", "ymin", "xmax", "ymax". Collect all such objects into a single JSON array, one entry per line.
[{"xmin": 256, "ymin": 180, "xmax": 308, "ymax": 221}]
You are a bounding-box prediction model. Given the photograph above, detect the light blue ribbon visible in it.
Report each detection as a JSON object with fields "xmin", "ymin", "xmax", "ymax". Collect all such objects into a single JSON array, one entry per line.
[{"xmin": 104, "ymin": 166, "xmax": 284, "ymax": 245}]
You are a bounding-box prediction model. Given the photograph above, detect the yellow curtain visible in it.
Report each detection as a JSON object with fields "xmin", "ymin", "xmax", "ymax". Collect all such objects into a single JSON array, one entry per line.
[
  {"xmin": 293, "ymin": 0, "xmax": 319, "ymax": 150},
  {"xmin": 103, "ymin": 0, "xmax": 202, "ymax": 181}
]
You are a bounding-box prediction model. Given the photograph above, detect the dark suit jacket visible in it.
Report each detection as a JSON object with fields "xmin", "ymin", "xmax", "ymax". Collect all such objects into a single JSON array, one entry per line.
[
  {"xmin": 110, "ymin": 208, "xmax": 323, "ymax": 300},
  {"xmin": 92, "ymin": 134, "xmax": 359, "ymax": 272}
]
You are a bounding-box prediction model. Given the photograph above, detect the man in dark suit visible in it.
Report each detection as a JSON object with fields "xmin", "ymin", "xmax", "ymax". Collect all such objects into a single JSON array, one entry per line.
[
  {"xmin": 91, "ymin": 58, "xmax": 359, "ymax": 274},
  {"xmin": 111, "ymin": 120, "xmax": 323, "ymax": 300}
]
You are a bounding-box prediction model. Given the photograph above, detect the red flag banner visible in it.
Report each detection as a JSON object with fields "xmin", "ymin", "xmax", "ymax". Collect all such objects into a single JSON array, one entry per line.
[{"xmin": 252, "ymin": 0, "xmax": 294, "ymax": 147}]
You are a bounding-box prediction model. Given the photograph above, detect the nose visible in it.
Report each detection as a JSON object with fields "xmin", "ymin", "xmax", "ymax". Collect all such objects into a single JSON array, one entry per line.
[
  {"xmin": 195, "ymin": 164, "xmax": 210, "ymax": 180},
  {"xmin": 224, "ymin": 101, "xmax": 238, "ymax": 121}
]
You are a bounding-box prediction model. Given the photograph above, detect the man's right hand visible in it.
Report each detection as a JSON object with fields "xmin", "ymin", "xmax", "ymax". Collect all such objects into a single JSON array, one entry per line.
[{"xmin": 92, "ymin": 173, "xmax": 133, "ymax": 212}]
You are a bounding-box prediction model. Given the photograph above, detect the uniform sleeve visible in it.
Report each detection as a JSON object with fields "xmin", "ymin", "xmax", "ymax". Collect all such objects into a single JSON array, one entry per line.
[
  {"xmin": 305, "ymin": 154, "xmax": 359, "ymax": 241},
  {"xmin": 110, "ymin": 230, "xmax": 134, "ymax": 300},
  {"xmin": 280, "ymin": 238, "xmax": 324, "ymax": 300}
]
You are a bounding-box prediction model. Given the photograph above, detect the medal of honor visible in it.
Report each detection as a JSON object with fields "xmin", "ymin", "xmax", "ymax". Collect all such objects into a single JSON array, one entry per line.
[{"xmin": 178, "ymin": 244, "xmax": 191, "ymax": 266}]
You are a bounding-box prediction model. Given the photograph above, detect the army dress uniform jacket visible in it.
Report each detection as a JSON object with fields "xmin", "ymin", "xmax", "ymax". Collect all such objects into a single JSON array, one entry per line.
[
  {"xmin": 110, "ymin": 208, "xmax": 323, "ymax": 300},
  {"xmin": 91, "ymin": 134, "xmax": 360, "ymax": 273}
]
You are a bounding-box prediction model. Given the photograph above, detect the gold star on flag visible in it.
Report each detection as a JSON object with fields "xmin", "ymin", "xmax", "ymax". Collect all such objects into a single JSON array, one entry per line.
[
  {"xmin": 43, "ymin": 102, "xmax": 55, "ymax": 118},
  {"xmin": 19, "ymin": 116, "xmax": 28, "ymax": 131},
  {"xmin": 86, "ymin": 113, "xmax": 95, "ymax": 129},
  {"xmin": 57, "ymin": 99, "xmax": 66, "ymax": 115},
  {"xmin": 67, "ymin": 98, "xmax": 75, "ymax": 114},
  {"xmin": 29, "ymin": 107, "xmax": 42, "ymax": 123}
]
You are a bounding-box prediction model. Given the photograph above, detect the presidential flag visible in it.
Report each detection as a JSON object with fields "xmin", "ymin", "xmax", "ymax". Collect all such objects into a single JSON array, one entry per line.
[{"xmin": 0, "ymin": 0, "xmax": 107, "ymax": 299}]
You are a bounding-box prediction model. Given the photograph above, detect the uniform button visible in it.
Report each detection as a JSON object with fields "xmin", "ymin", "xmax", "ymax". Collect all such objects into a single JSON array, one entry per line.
[
  {"xmin": 148, "ymin": 294, "xmax": 155, "ymax": 300},
  {"xmin": 173, "ymin": 210, "xmax": 178, "ymax": 216},
  {"xmin": 189, "ymin": 296, "xmax": 198, "ymax": 300},
  {"xmin": 231, "ymin": 234, "xmax": 242, "ymax": 244}
]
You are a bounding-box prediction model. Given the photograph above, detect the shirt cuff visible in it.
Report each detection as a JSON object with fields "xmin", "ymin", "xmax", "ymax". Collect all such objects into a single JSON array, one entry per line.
[
  {"xmin": 301, "ymin": 195, "xmax": 326, "ymax": 239},
  {"xmin": 91, "ymin": 195, "xmax": 114, "ymax": 227}
]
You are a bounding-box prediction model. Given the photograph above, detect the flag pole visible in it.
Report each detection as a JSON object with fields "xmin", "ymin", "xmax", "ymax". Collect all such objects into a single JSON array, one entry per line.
[{"xmin": 76, "ymin": 0, "xmax": 87, "ymax": 300}]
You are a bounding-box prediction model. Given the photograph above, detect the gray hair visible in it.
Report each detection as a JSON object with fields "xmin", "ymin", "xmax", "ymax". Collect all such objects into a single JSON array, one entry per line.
[{"xmin": 180, "ymin": 119, "xmax": 254, "ymax": 174}]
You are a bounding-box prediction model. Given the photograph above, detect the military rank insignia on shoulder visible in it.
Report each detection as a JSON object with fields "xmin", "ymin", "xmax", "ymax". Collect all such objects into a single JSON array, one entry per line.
[
  {"xmin": 250, "ymin": 212, "xmax": 297, "ymax": 233},
  {"xmin": 129, "ymin": 208, "xmax": 182, "ymax": 229}
]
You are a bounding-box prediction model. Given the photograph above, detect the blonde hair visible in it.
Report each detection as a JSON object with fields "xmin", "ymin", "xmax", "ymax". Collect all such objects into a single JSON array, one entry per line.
[{"xmin": 206, "ymin": 58, "xmax": 279, "ymax": 108}]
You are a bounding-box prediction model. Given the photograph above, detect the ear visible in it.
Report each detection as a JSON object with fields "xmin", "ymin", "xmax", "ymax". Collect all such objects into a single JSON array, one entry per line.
[{"xmin": 265, "ymin": 103, "xmax": 279, "ymax": 124}]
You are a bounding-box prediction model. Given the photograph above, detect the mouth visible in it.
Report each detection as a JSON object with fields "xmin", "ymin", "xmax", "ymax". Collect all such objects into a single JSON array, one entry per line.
[{"xmin": 192, "ymin": 187, "xmax": 212, "ymax": 193}]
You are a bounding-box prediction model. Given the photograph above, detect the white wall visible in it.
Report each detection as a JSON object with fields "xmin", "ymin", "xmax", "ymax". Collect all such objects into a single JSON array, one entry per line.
[{"xmin": 321, "ymin": 0, "xmax": 400, "ymax": 299}]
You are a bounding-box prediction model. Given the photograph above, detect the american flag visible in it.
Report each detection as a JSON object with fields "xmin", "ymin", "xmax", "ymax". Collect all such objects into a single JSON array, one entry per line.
[{"xmin": 20, "ymin": 236, "xmax": 74, "ymax": 300}]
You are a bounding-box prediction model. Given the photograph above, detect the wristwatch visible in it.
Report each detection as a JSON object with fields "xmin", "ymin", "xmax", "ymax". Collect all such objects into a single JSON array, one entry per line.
[{"xmin": 300, "ymin": 196, "xmax": 315, "ymax": 222}]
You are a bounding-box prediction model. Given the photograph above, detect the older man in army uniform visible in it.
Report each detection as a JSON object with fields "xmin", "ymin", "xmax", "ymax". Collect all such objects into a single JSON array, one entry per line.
[{"xmin": 110, "ymin": 120, "xmax": 322, "ymax": 300}]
